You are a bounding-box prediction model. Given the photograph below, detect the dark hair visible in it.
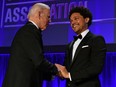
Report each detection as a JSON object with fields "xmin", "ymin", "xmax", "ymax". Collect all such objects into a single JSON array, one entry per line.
[{"xmin": 69, "ymin": 6, "xmax": 92, "ymax": 27}]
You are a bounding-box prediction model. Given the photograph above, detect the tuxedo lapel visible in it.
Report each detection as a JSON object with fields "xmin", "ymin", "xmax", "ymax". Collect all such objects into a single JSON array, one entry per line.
[
  {"xmin": 72, "ymin": 38, "xmax": 87, "ymax": 63},
  {"xmin": 68, "ymin": 41, "xmax": 75, "ymax": 68},
  {"xmin": 70, "ymin": 32, "xmax": 93, "ymax": 67},
  {"xmin": 70, "ymin": 39, "xmax": 85, "ymax": 67}
]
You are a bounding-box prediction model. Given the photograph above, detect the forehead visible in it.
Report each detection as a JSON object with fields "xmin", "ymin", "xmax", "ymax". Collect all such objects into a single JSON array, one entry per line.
[
  {"xmin": 43, "ymin": 9, "xmax": 50, "ymax": 14},
  {"xmin": 70, "ymin": 13, "xmax": 82, "ymax": 18}
]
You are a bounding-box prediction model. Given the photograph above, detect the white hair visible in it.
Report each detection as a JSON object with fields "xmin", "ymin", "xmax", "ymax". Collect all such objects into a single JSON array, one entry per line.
[{"xmin": 27, "ymin": 3, "xmax": 50, "ymax": 19}]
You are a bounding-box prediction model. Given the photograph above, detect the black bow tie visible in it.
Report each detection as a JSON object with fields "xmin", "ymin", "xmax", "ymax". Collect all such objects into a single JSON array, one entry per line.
[{"xmin": 73, "ymin": 34, "xmax": 82, "ymax": 41}]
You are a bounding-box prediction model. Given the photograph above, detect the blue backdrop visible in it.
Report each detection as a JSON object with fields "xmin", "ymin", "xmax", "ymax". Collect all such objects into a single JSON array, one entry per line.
[
  {"xmin": 0, "ymin": 0, "xmax": 116, "ymax": 87},
  {"xmin": 0, "ymin": 52, "xmax": 116, "ymax": 87},
  {"xmin": 0, "ymin": 0, "xmax": 116, "ymax": 46}
]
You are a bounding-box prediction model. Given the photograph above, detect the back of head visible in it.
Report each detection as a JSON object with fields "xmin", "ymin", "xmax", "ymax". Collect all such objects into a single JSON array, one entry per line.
[
  {"xmin": 69, "ymin": 6, "xmax": 92, "ymax": 27},
  {"xmin": 27, "ymin": 3, "xmax": 50, "ymax": 19}
]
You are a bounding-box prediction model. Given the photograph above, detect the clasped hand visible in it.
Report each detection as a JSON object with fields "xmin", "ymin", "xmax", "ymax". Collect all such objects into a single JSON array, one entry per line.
[{"xmin": 55, "ymin": 64, "xmax": 69, "ymax": 79}]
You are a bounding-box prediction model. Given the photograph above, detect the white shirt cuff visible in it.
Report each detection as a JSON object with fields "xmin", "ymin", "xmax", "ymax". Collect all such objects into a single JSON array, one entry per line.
[{"xmin": 69, "ymin": 73, "xmax": 72, "ymax": 81}]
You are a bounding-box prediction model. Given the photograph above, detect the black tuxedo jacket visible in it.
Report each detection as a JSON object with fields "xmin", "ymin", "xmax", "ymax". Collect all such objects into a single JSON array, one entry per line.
[
  {"xmin": 64, "ymin": 32, "xmax": 107, "ymax": 87},
  {"xmin": 2, "ymin": 22, "xmax": 58, "ymax": 87}
]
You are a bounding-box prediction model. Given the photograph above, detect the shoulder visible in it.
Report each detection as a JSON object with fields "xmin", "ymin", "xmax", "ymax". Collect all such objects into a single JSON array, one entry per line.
[
  {"xmin": 92, "ymin": 34, "xmax": 105, "ymax": 42},
  {"xmin": 91, "ymin": 34, "xmax": 106, "ymax": 49},
  {"xmin": 87, "ymin": 32, "xmax": 105, "ymax": 41},
  {"xmin": 86, "ymin": 32, "xmax": 106, "ymax": 47},
  {"xmin": 13, "ymin": 23, "xmax": 36, "ymax": 41},
  {"xmin": 16, "ymin": 22, "xmax": 36, "ymax": 35}
]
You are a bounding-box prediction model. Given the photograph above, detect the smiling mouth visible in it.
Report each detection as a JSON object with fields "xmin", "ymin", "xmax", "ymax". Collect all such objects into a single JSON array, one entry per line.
[{"xmin": 73, "ymin": 24, "xmax": 79, "ymax": 28}]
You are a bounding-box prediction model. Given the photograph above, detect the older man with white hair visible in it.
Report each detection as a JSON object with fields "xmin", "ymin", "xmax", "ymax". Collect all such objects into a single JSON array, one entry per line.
[{"xmin": 2, "ymin": 3, "xmax": 58, "ymax": 87}]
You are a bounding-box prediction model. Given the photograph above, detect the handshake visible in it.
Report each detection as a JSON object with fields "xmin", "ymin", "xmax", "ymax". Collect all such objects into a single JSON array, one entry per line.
[{"xmin": 55, "ymin": 64, "xmax": 69, "ymax": 79}]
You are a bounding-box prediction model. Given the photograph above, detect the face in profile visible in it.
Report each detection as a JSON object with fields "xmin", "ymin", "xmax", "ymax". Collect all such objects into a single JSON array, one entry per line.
[
  {"xmin": 39, "ymin": 9, "xmax": 51, "ymax": 30},
  {"xmin": 70, "ymin": 13, "xmax": 89, "ymax": 34}
]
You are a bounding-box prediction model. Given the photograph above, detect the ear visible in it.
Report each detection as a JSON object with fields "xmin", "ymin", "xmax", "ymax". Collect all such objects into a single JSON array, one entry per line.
[
  {"xmin": 38, "ymin": 11, "xmax": 41, "ymax": 19},
  {"xmin": 85, "ymin": 18, "xmax": 89, "ymax": 23}
]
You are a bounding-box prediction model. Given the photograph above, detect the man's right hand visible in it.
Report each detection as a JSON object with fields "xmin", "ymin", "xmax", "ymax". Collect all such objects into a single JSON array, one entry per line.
[{"xmin": 55, "ymin": 63, "xmax": 69, "ymax": 79}]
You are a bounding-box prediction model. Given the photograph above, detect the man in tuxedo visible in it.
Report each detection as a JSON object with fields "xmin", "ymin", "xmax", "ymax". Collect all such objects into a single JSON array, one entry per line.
[
  {"xmin": 56, "ymin": 6, "xmax": 107, "ymax": 87},
  {"xmin": 2, "ymin": 3, "xmax": 58, "ymax": 87}
]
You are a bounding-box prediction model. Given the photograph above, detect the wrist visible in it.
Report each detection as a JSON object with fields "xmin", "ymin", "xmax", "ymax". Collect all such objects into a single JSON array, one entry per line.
[{"xmin": 66, "ymin": 73, "xmax": 69, "ymax": 78}]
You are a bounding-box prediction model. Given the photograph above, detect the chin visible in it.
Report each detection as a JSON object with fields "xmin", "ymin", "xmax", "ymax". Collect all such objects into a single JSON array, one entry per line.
[
  {"xmin": 73, "ymin": 29, "xmax": 78, "ymax": 32},
  {"xmin": 41, "ymin": 29, "xmax": 45, "ymax": 31},
  {"xmin": 42, "ymin": 28, "xmax": 46, "ymax": 31}
]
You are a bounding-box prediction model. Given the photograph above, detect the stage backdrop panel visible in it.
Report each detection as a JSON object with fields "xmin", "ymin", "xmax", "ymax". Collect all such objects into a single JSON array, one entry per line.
[
  {"xmin": 0, "ymin": 52, "xmax": 116, "ymax": 87},
  {"xmin": 0, "ymin": 0, "xmax": 116, "ymax": 47}
]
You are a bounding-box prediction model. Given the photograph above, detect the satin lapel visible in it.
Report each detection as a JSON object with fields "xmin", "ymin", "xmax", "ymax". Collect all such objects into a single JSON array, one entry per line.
[
  {"xmin": 68, "ymin": 41, "xmax": 75, "ymax": 68},
  {"xmin": 69, "ymin": 41, "xmax": 74, "ymax": 50},
  {"xmin": 70, "ymin": 39, "xmax": 85, "ymax": 67},
  {"xmin": 70, "ymin": 32, "xmax": 93, "ymax": 67}
]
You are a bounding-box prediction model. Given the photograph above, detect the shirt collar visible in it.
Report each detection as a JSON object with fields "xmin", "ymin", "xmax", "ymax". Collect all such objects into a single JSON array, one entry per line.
[
  {"xmin": 80, "ymin": 29, "xmax": 89, "ymax": 39},
  {"xmin": 29, "ymin": 20, "xmax": 39, "ymax": 29}
]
